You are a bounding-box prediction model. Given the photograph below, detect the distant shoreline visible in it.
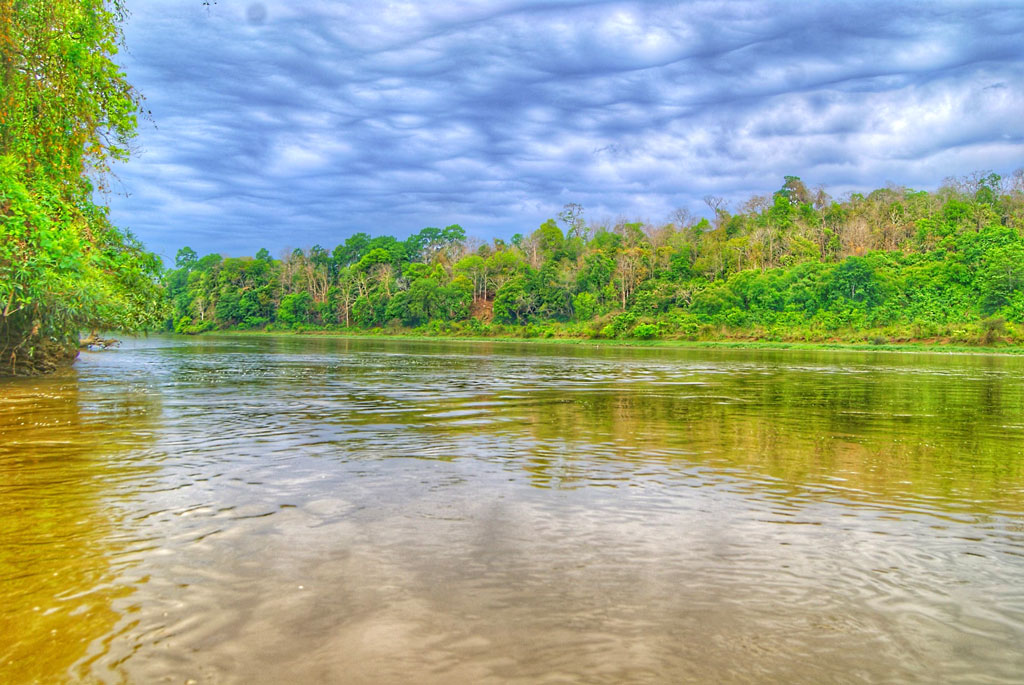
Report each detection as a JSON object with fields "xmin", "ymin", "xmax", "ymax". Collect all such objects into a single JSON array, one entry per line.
[{"xmin": 176, "ymin": 329, "xmax": 1024, "ymax": 357}]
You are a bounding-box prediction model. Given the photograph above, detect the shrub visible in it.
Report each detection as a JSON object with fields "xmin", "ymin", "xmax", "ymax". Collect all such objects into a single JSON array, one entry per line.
[
  {"xmin": 277, "ymin": 292, "xmax": 314, "ymax": 328},
  {"xmin": 982, "ymin": 316, "xmax": 1006, "ymax": 344},
  {"xmin": 632, "ymin": 323, "xmax": 658, "ymax": 340},
  {"xmin": 606, "ymin": 312, "xmax": 637, "ymax": 338}
]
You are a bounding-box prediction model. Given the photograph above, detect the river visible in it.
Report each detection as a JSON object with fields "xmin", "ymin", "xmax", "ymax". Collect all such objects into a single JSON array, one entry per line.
[{"xmin": 2, "ymin": 335, "xmax": 1024, "ymax": 683}]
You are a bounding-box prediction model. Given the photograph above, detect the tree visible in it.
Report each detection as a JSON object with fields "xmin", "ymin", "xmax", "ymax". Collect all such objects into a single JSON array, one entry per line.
[
  {"xmin": 493, "ymin": 277, "xmax": 538, "ymax": 324},
  {"xmin": 614, "ymin": 246, "xmax": 649, "ymax": 309},
  {"xmin": 454, "ymin": 254, "xmax": 488, "ymax": 302},
  {"xmin": 406, "ymin": 224, "xmax": 465, "ymax": 263},
  {"xmin": 277, "ymin": 292, "xmax": 313, "ymax": 327},
  {"xmin": 1, "ymin": 0, "xmax": 165, "ymax": 374},
  {"xmin": 577, "ymin": 252, "xmax": 613, "ymax": 294},
  {"xmin": 333, "ymin": 233, "xmax": 371, "ymax": 268},
  {"xmin": 157, "ymin": 168, "xmax": 1024, "ymax": 343},
  {"xmin": 703, "ymin": 195, "xmax": 728, "ymax": 230},
  {"xmin": 534, "ymin": 219, "xmax": 564, "ymax": 256},
  {"xmin": 979, "ymin": 244, "xmax": 1024, "ymax": 314},
  {"xmin": 176, "ymin": 247, "xmax": 199, "ymax": 269},
  {"xmin": 777, "ymin": 176, "xmax": 811, "ymax": 205},
  {"xmin": 824, "ymin": 257, "xmax": 884, "ymax": 307},
  {"xmin": 558, "ymin": 203, "xmax": 586, "ymax": 239},
  {"xmin": 486, "ymin": 250, "xmax": 525, "ymax": 294}
]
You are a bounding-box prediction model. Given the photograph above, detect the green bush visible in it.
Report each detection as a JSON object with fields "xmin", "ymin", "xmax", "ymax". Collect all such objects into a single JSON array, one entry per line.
[{"xmin": 632, "ymin": 323, "xmax": 658, "ymax": 340}]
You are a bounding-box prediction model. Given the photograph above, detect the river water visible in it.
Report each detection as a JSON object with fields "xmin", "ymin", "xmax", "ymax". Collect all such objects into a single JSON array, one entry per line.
[{"xmin": 2, "ymin": 335, "xmax": 1024, "ymax": 683}]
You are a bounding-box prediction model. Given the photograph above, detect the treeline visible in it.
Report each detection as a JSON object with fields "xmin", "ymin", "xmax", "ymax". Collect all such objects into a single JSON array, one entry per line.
[{"xmin": 165, "ymin": 172, "xmax": 1024, "ymax": 344}]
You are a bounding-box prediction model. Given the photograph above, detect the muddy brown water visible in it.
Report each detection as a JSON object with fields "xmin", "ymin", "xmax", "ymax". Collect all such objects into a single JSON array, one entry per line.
[{"xmin": 2, "ymin": 335, "xmax": 1024, "ymax": 683}]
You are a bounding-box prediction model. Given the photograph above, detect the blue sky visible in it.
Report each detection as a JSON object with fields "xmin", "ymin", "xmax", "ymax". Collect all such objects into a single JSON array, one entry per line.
[{"xmin": 106, "ymin": 1, "xmax": 1024, "ymax": 262}]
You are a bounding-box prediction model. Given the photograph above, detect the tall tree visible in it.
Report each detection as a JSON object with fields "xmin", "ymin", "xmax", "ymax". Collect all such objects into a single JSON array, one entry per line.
[{"xmin": 0, "ymin": 0, "xmax": 164, "ymax": 374}]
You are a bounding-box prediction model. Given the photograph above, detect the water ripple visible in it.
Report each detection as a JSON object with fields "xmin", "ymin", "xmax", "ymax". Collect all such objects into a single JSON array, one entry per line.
[{"xmin": 3, "ymin": 336, "xmax": 1024, "ymax": 683}]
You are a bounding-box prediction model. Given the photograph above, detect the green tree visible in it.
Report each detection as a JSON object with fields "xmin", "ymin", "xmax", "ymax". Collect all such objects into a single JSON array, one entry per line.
[
  {"xmin": 277, "ymin": 292, "xmax": 313, "ymax": 327},
  {"xmin": 979, "ymin": 244, "xmax": 1024, "ymax": 314},
  {"xmin": 454, "ymin": 254, "xmax": 488, "ymax": 302},
  {"xmin": 0, "ymin": 0, "xmax": 165, "ymax": 374},
  {"xmin": 160, "ymin": 169, "xmax": 1024, "ymax": 344},
  {"xmin": 176, "ymin": 247, "xmax": 198, "ymax": 269},
  {"xmin": 493, "ymin": 276, "xmax": 538, "ymax": 324},
  {"xmin": 824, "ymin": 257, "xmax": 884, "ymax": 308}
]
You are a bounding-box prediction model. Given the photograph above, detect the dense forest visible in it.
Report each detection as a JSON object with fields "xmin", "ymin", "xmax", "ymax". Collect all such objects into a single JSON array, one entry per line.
[
  {"xmin": 0, "ymin": 0, "xmax": 164, "ymax": 374},
  {"xmin": 166, "ymin": 172, "xmax": 1024, "ymax": 345}
]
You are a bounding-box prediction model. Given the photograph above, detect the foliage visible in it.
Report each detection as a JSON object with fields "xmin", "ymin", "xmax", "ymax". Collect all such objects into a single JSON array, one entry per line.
[
  {"xmin": 163, "ymin": 171, "xmax": 1024, "ymax": 347},
  {"xmin": 632, "ymin": 323, "xmax": 658, "ymax": 340},
  {"xmin": 0, "ymin": 0, "xmax": 165, "ymax": 374}
]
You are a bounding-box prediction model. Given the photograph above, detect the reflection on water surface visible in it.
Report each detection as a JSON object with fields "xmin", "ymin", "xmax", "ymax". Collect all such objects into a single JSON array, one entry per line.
[{"xmin": 2, "ymin": 336, "xmax": 1024, "ymax": 683}]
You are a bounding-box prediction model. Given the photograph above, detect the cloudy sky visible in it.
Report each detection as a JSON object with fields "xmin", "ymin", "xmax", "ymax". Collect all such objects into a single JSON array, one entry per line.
[{"xmin": 106, "ymin": 0, "xmax": 1024, "ymax": 261}]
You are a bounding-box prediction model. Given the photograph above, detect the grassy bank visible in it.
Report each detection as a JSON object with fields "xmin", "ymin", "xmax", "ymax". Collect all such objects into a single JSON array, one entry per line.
[{"xmin": 196, "ymin": 326, "xmax": 1024, "ymax": 356}]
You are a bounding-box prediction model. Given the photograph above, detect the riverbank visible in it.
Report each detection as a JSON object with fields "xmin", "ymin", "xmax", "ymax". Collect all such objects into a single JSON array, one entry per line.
[
  {"xmin": 196, "ymin": 327, "xmax": 1024, "ymax": 356},
  {"xmin": 0, "ymin": 322, "xmax": 80, "ymax": 377}
]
